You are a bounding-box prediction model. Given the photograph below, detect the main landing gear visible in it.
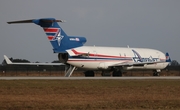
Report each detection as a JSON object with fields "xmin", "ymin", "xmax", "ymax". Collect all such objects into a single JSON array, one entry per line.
[
  {"xmin": 112, "ymin": 70, "xmax": 122, "ymax": 77},
  {"xmin": 100, "ymin": 69, "xmax": 123, "ymax": 77},
  {"xmin": 84, "ymin": 70, "xmax": 123, "ymax": 77},
  {"xmin": 153, "ymin": 70, "xmax": 160, "ymax": 76}
]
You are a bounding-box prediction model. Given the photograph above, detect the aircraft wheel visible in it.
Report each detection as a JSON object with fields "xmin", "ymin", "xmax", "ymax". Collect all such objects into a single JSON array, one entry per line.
[
  {"xmin": 112, "ymin": 70, "xmax": 122, "ymax": 77},
  {"xmin": 153, "ymin": 72, "xmax": 160, "ymax": 76},
  {"xmin": 84, "ymin": 71, "xmax": 94, "ymax": 77}
]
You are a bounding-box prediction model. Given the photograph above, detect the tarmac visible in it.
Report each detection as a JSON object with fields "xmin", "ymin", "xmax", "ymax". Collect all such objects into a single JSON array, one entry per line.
[{"xmin": 0, "ymin": 76, "xmax": 180, "ymax": 80}]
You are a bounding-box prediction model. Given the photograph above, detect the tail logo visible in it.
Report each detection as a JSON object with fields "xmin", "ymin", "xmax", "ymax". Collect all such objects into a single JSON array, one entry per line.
[
  {"xmin": 43, "ymin": 27, "xmax": 64, "ymax": 46},
  {"xmin": 43, "ymin": 27, "xmax": 60, "ymax": 40},
  {"xmin": 56, "ymin": 36, "xmax": 64, "ymax": 46}
]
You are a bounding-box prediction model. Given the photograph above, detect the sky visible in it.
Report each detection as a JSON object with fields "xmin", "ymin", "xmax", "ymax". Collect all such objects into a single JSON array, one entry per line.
[{"xmin": 0, "ymin": 0, "xmax": 180, "ymax": 63}]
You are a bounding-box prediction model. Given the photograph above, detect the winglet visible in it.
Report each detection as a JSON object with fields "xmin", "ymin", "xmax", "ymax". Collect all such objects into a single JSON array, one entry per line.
[{"xmin": 3, "ymin": 55, "xmax": 12, "ymax": 64}]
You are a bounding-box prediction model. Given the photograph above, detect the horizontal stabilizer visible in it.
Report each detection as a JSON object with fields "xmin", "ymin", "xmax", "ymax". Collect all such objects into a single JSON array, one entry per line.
[
  {"xmin": 7, "ymin": 19, "xmax": 34, "ymax": 24},
  {"xmin": 7, "ymin": 19, "xmax": 65, "ymax": 24}
]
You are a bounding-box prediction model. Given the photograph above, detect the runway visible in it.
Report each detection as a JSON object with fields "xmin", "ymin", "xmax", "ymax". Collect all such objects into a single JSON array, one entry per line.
[{"xmin": 0, "ymin": 76, "xmax": 180, "ymax": 80}]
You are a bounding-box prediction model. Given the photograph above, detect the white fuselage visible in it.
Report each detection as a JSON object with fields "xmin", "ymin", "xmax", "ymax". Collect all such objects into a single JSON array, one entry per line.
[{"xmin": 66, "ymin": 46, "xmax": 169, "ymax": 70}]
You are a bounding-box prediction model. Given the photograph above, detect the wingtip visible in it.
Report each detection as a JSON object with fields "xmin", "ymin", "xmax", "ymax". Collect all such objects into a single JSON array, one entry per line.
[{"xmin": 3, "ymin": 55, "xmax": 12, "ymax": 64}]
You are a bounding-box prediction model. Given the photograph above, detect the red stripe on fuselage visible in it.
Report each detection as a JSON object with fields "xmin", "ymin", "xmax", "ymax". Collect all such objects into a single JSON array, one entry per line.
[
  {"xmin": 43, "ymin": 28, "xmax": 59, "ymax": 33},
  {"xmin": 71, "ymin": 49, "xmax": 130, "ymax": 58},
  {"xmin": 68, "ymin": 59, "xmax": 132, "ymax": 62}
]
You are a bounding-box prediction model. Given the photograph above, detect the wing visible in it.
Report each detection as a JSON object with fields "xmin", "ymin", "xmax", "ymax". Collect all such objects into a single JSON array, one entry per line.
[
  {"xmin": 4, "ymin": 55, "xmax": 64, "ymax": 66},
  {"xmin": 109, "ymin": 61, "xmax": 163, "ymax": 67}
]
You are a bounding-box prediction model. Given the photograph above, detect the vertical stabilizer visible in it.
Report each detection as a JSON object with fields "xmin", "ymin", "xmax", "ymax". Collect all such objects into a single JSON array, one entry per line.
[
  {"xmin": 7, "ymin": 18, "xmax": 87, "ymax": 53},
  {"xmin": 165, "ymin": 53, "xmax": 171, "ymax": 63}
]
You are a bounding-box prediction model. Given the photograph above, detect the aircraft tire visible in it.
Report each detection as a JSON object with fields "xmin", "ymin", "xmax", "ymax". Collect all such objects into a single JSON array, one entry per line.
[
  {"xmin": 112, "ymin": 70, "xmax": 122, "ymax": 77},
  {"xmin": 153, "ymin": 72, "xmax": 160, "ymax": 76}
]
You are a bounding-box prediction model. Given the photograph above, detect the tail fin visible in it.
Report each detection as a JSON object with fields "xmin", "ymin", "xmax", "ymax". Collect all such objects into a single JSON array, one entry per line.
[
  {"xmin": 7, "ymin": 18, "xmax": 86, "ymax": 53},
  {"xmin": 165, "ymin": 52, "xmax": 171, "ymax": 63}
]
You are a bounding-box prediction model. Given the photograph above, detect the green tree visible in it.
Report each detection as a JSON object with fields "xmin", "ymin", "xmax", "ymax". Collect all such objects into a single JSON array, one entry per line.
[{"xmin": 170, "ymin": 60, "xmax": 179, "ymax": 66}]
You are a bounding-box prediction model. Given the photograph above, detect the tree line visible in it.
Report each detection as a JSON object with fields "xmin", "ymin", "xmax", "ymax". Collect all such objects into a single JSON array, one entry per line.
[
  {"xmin": 0, "ymin": 58, "xmax": 180, "ymax": 72},
  {"xmin": 0, "ymin": 57, "xmax": 64, "ymax": 72}
]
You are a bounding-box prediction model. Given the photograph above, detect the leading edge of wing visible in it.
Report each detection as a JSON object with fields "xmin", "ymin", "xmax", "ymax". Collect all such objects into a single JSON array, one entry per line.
[
  {"xmin": 109, "ymin": 61, "xmax": 163, "ymax": 67},
  {"xmin": 3, "ymin": 55, "xmax": 64, "ymax": 66}
]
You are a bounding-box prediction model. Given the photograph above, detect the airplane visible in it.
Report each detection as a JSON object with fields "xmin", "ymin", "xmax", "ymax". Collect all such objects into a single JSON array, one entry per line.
[{"xmin": 6, "ymin": 18, "xmax": 171, "ymax": 77}]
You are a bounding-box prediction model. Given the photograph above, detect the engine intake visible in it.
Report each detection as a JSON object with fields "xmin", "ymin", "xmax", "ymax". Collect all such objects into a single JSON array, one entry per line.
[{"xmin": 58, "ymin": 53, "xmax": 69, "ymax": 63}]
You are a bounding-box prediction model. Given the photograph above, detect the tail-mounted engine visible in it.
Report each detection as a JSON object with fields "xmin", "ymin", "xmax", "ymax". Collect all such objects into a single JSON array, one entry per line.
[{"xmin": 58, "ymin": 53, "xmax": 69, "ymax": 63}]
